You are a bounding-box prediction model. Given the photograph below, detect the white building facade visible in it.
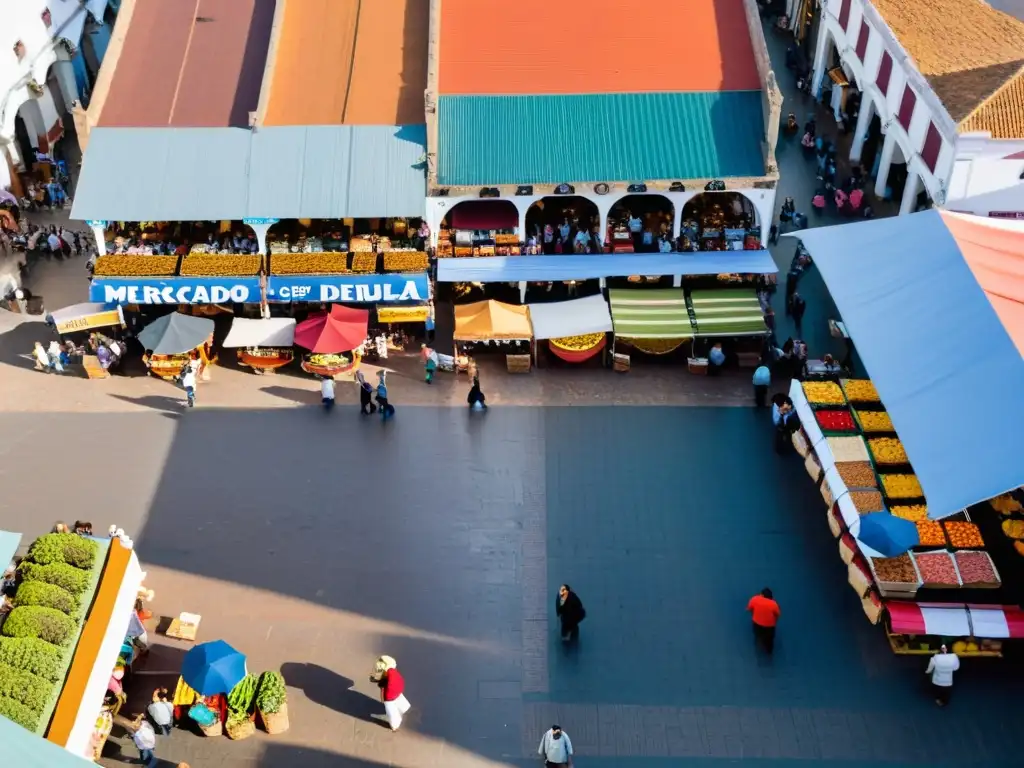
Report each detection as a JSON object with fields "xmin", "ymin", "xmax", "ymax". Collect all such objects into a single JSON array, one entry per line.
[
  {"xmin": 810, "ymin": 0, "xmax": 1024, "ymax": 214},
  {"xmin": 1, "ymin": 0, "xmax": 114, "ymax": 195}
]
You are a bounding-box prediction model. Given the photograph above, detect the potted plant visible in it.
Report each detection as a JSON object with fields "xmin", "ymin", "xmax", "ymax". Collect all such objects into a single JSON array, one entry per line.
[{"xmin": 255, "ymin": 671, "xmax": 288, "ymax": 734}]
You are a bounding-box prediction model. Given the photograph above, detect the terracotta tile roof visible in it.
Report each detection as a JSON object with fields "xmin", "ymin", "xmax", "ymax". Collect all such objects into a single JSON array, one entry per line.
[
  {"xmin": 262, "ymin": 0, "xmax": 428, "ymax": 126},
  {"xmin": 958, "ymin": 66, "xmax": 1024, "ymax": 138},
  {"xmin": 869, "ymin": 0, "xmax": 1024, "ymax": 125},
  {"xmin": 438, "ymin": 0, "xmax": 761, "ymax": 95}
]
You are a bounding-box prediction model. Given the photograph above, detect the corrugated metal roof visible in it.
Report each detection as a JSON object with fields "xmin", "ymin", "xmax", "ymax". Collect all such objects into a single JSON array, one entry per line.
[
  {"xmin": 437, "ymin": 93, "xmax": 765, "ymax": 186},
  {"xmin": 438, "ymin": 0, "xmax": 760, "ymax": 95},
  {"xmin": 72, "ymin": 126, "xmax": 427, "ymax": 221}
]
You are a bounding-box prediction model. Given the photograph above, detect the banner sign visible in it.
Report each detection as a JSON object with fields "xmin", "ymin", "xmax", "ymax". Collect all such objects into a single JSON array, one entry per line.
[
  {"xmin": 267, "ymin": 273, "xmax": 429, "ymax": 304},
  {"xmin": 242, "ymin": 218, "xmax": 280, "ymax": 226},
  {"xmin": 90, "ymin": 277, "xmax": 261, "ymax": 305},
  {"xmin": 85, "ymin": 220, "xmax": 108, "ymax": 229},
  {"xmin": 377, "ymin": 306, "xmax": 429, "ymax": 323},
  {"xmin": 55, "ymin": 307, "xmax": 124, "ymax": 334}
]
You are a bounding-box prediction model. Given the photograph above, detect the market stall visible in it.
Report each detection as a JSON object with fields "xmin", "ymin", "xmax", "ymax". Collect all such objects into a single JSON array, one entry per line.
[
  {"xmin": 137, "ymin": 312, "xmax": 216, "ymax": 380},
  {"xmin": 47, "ymin": 303, "xmax": 125, "ymax": 337},
  {"xmin": 223, "ymin": 317, "xmax": 296, "ymax": 373},
  {"xmin": 884, "ymin": 601, "xmax": 1024, "ymax": 657},
  {"xmin": 453, "ymin": 300, "xmax": 533, "ymax": 372},
  {"xmin": 294, "ymin": 305, "xmax": 369, "ymax": 377},
  {"xmin": 607, "ymin": 288, "xmax": 694, "ymax": 370},
  {"xmin": 688, "ymin": 288, "xmax": 767, "ymax": 337},
  {"xmin": 527, "ymin": 295, "xmax": 613, "ymax": 364}
]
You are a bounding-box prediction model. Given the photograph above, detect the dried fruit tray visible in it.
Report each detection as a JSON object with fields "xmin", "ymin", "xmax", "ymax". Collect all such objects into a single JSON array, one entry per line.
[
  {"xmin": 953, "ymin": 551, "xmax": 1001, "ymax": 589},
  {"xmin": 866, "ymin": 552, "xmax": 922, "ymax": 597},
  {"xmin": 910, "ymin": 550, "xmax": 962, "ymax": 588}
]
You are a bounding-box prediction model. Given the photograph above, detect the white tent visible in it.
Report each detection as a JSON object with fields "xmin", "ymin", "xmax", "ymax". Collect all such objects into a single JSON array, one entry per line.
[
  {"xmin": 223, "ymin": 318, "xmax": 296, "ymax": 348},
  {"xmin": 527, "ymin": 295, "xmax": 613, "ymax": 340}
]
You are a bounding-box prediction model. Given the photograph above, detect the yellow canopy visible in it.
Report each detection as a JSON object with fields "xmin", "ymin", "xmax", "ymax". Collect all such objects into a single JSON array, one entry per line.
[{"xmin": 454, "ymin": 300, "xmax": 532, "ymax": 341}]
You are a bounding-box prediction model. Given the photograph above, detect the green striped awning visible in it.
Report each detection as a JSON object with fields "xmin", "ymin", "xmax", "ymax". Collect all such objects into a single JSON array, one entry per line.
[
  {"xmin": 690, "ymin": 288, "xmax": 767, "ymax": 337},
  {"xmin": 608, "ymin": 289, "xmax": 694, "ymax": 339}
]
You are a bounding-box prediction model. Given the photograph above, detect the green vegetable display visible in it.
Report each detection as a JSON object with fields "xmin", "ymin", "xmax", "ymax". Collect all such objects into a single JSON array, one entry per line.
[
  {"xmin": 255, "ymin": 671, "xmax": 287, "ymax": 714},
  {"xmin": 0, "ymin": 637, "xmax": 66, "ymax": 682},
  {"xmin": 227, "ymin": 674, "xmax": 258, "ymax": 714},
  {"xmin": 0, "ymin": 694, "xmax": 41, "ymax": 731},
  {"xmin": 2, "ymin": 606, "xmax": 77, "ymax": 647},
  {"xmin": 17, "ymin": 562, "xmax": 90, "ymax": 597},
  {"xmin": 0, "ymin": 662, "xmax": 53, "ymax": 712},
  {"xmin": 13, "ymin": 581, "xmax": 78, "ymax": 616},
  {"xmin": 26, "ymin": 533, "xmax": 98, "ymax": 569}
]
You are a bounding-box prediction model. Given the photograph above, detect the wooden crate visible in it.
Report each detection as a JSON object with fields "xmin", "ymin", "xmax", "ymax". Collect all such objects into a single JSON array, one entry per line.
[
  {"xmin": 82, "ymin": 355, "xmax": 109, "ymax": 379},
  {"xmin": 613, "ymin": 353, "xmax": 630, "ymax": 372},
  {"xmin": 506, "ymin": 354, "xmax": 531, "ymax": 373},
  {"xmin": 687, "ymin": 357, "xmax": 708, "ymax": 375}
]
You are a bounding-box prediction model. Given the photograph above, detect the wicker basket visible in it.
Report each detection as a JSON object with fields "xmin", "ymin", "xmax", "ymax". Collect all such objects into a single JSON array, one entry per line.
[
  {"xmin": 199, "ymin": 720, "xmax": 223, "ymax": 737},
  {"xmin": 225, "ymin": 716, "xmax": 256, "ymax": 740},
  {"xmin": 259, "ymin": 702, "xmax": 290, "ymax": 734}
]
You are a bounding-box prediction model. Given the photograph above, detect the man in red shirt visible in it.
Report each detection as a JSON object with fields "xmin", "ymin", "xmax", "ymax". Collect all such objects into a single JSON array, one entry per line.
[
  {"xmin": 375, "ymin": 656, "xmax": 412, "ymax": 731},
  {"xmin": 747, "ymin": 587, "xmax": 781, "ymax": 654}
]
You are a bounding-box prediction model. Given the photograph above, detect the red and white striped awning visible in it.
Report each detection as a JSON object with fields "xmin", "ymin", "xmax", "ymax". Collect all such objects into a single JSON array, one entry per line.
[{"xmin": 886, "ymin": 601, "xmax": 1024, "ymax": 638}]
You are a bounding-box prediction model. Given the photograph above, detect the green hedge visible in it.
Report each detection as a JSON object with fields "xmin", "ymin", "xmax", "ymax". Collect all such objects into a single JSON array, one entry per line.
[
  {"xmin": 26, "ymin": 533, "xmax": 98, "ymax": 569},
  {"xmin": 2, "ymin": 606, "xmax": 77, "ymax": 647},
  {"xmin": 17, "ymin": 561, "xmax": 90, "ymax": 597},
  {"xmin": 0, "ymin": 662, "xmax": 53, "ymax": 713},
  {"xmin": 0, "ymin": 694, "xmax": 41, "ymax": 731},
  {"xmin": 0, "ymin": 637, "xmax": 66, "ymax": 683},
  {"xmin": 12, "ymin": 581, "xmax": 78, "ymax": 616}
]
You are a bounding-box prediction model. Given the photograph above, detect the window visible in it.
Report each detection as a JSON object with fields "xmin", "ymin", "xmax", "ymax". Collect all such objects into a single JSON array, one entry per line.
[
  {"xmin": 898, "ymin": 85, "xmax": 916, "ymax": 131},
  {"xmin": 856, "ymin": 21, "xmax": 870, "ymax": 60},
  {"xmin": 839, "ymin": 0, "xmax": 851, "ymax": 30},
  {"xmin": 42, "ymin": 8, "xmax": 52, "ymax": 28},
  {"xmin": 922, "ymin": 123, "xmax": 942, "ymax": 173},
  {"xmin": 877, "ymin": 52, "xmax": 893, "ymax": 96},
  {"xmin": 13, "ymin": 40, "xmax": 26, "ymax": 61}
]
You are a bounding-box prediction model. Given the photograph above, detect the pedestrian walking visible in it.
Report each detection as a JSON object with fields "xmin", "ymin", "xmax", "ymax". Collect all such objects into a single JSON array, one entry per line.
[
  {"xmin": 791, "ymin": 292, "xmax": 806, "ymax": 332},
  {"xmin": 148, "ymin": 688, "xmax": 173, "ymax": 735},
  {"xmin": 747, "ymin": 587, "xmax": 780, "ymax": 654},
  {"xmin": 33, "ymin": 341, "xmax": 51, "ymax": 371},
  {"xmin": 372, "ymin": 656, "xmax": 411, "ymax": 731},
  {"xmin": 925, "ymin": 644, "xmax": 960, "ymax": 706},
  {"xmin": 555, "ymin": 584, "xmax": 586, "ymax": 642},
  {"xmin": 538, "ymin": 724, "xmax": 574, "ymax": 767},
  {"xmin": 421, "ymin": 344, "xmax": 438, "ymax": 384},
  {"xmin": 752, "ymin": 363, "xmax": 770, "ymax": 407},
  {"xmin": 356, "ymin": 370, "xmax": 376, "ymax": 414},
  {"xmin": 47, "ymin": 341, "xmax": 64, "ymax": 374},
  {"xmin": 130, "ymin": 715, "xmax": 158, "ymax": 767},
  {"xmin": 376, "ymin": 370, "xmax": 394, "ymax": 420},
  {"xmin": 180, "ymin": 360, "xmax": 197, "ymax": 408},
  {"xmin": 467, "ymin": 375, "xmax": 487, "ymax": 410},
  {"xmin": 320, "ymin": 375, "xmax": 335, "ymax": 412}
]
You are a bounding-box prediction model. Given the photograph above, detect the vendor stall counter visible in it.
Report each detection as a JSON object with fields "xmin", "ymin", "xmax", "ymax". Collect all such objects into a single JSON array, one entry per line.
[{"xmin": 885, "ymin": 601, "xmax": 1024, "ymax": 657}]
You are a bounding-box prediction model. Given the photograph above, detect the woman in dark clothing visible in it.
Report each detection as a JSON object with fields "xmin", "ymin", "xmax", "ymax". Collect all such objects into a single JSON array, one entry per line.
[
  {"xmin": 356, "ymin": 371, "xmax": 376, "ymax": 414},
  {"xmin": 467, "ymin": 376, "xmax": 486, "ymax": 409},
  {"xmin": 555, "ymin": 584, "xmax": 586, "ymax": 642}
]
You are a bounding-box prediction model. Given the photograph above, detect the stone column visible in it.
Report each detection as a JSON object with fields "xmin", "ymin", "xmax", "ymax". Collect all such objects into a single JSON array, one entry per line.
[
  {"xmin": 874, "ymin": 131, "xmax": 896, "ymax": 199},
  {"xmin": 850, "ymin": 99, "xmax": 875, "ymax": 164},
  {"xmin": 810, "ymin": 24, "xmax": 833, "ymax": 101},
  {"xmin": 900, "ymin": 171, "xmax": 922, "ymax": 215},
  {"xmin": 251, "ymin": 224, "xmax": 271, "ymax": 256},
  {"xmin": 90, "ymin": 223, "xmax": 107, "ymax": 255}
]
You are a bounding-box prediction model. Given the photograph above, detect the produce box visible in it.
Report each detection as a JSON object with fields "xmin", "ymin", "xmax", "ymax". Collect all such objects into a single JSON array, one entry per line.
[
  {"xmin": 943, "ymin": 521, "xmax": 984, "ymax": 549},
  {"xmin": 791, "ymin": 429, "xmax": 810, "ymax": 458},
  {"xmin": 867, "ymin": 553, "xmax": 922, "ymax": 597},
  {"xmin": 852, "ymin": 408, "xmax": 894, "ymax": 433},
  {"xmin": 848, "ymin": 558, "xmax": 873, "ymax": 598},
  {"xmin": 911, "ymin": 550, "xmax": 962, "ymax": 588},
  {"xmin": 862, "ymin": 591, "xmax": 883, "ymax": 624},
  {"xmin": 840, "ymin": 378, "xmax": 880, "ymax": 404},
  {"xmin": 826, "ymin": 436, "xmax": 870, "ymax": 463},
  {"xmin": 954, "ymin": 551, "xmax": 1001, "ymax": 588},
  {"xmin": 839, "ymin": 532, "xmax": 859, "ymax": 564},
  {"xmin": 802, "ymin": 381, "xmax": 846, "ymax": 407},
  {"xmin": 835, "ymin": 461, "xmax": 877, "ymax": 489},
  {"xmin": 848, "ymin": 490, "xmax": 885, "ymax": 515},
  {"xmin": 804, "ymin": 453, "xmax": 822, "ymax": 484},
  {"xmin": 915, "ymin": 520, "xmax": 946, "ymax": 548},
  {"xmin": 891, "ymin": 505, "xmax": 928, "ymax": 522},
  {"xmin": 867, "ymin": 437, "xmax": 909, "ymax": 466},
  {"xmin": 880, "ymin": 473, "xmax": 924, "ymax": 501},
  {"xmin": 815, "ymin": 409, "xmax": 857, "ymax": 434}
]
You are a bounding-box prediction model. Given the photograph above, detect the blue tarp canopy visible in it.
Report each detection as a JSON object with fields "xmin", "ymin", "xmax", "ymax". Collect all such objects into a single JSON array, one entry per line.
[
  {"xmin": 791, "ymin": 211, "xmax": 1024, "ymax": 518},
  {"xmin": 436, "ymin": 251, "xmax": 777, "ymax": 283},
  {"xmin": 0, "ymin": 530, "xmax": 23, "ymax": 568}
]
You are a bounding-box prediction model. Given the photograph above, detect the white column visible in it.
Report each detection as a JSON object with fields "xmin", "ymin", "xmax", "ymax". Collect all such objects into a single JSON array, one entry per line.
[
  {"xmin": 251, "ymin": 224, "xmax": 270, "ymax": 255},
  {"xmin": 519, "ymin": 281, "xmax": 527, "ymax": 303},
  {"xmin": 900, "ymin": 172, "xmax": 922, "ymax": 215},
  {"xmin": 91, "ymin": 224, "xmax": 107, "ymax": 255},
  {"xmin": 850, "ymin": 99, "xmax": 874, "ymax": 164},
  {"xmin": 672, "ymin": 275, "xmax": 682, "ymax": 287},
  {"xmin": 512, "ymin": 196, "xmax": 539, "ymax": 239},
  {"xmin": 594, "ymin": 196, "xmax": 616, "ymax": 245},
  {"xmin": 874, "ymin": 131, "xmax": 896, "ymax": 199},
  {"xmin": 54, "ymin": 60, "xmax": 79, "ymax": 113},
  {"xmin": 811, "ymin": 25, "xmax": 832, "ymax": 102}
]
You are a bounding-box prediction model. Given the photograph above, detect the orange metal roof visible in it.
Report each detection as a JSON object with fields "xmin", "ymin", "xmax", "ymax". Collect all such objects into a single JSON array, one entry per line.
[
  {"xmin": 262, "ymin": 0, "xmax": 428, "ymax": 126},
  {"xmin": 438, "ymin": 0, "xmax": 761, "ymax": 95}
]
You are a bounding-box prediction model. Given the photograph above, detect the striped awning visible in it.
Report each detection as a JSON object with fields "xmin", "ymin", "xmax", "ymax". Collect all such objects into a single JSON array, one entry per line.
[
  {"xmin": 690, "ymin": 288, "xmax": 767, "ymax": 337},
  {"xmin": 608, "ymin": 289, "xmax": 693, "ymax": 339}
]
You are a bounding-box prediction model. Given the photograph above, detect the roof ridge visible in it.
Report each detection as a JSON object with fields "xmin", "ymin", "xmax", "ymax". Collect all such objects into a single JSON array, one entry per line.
[{"xmin": 957, "ymin": 59, "xmax": 1024, "ymax": 133}]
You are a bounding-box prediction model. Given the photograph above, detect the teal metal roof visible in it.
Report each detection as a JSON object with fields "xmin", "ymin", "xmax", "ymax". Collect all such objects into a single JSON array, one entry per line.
[{"xmin": 437, "ymin": 92, "xmax": 765, "ymax": 186}]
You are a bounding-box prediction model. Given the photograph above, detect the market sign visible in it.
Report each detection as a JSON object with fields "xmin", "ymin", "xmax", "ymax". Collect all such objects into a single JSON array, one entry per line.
[
  {"xmin": 242, "ymin": 218, "xmax": 280, "ymax": 226},
  {"xmin": 378, "ymin": 305, "xmax": 429, "ymax": 323},
  {"xmin": 89, "ymin": 277, "xmax": 261, "ymax": 305},
  {"xmin": 55, "ymin": 307, "xmax": 124, "ymax": 334},
  {"xmin": 267, "ymin": 273, "xmax": 429, "ymax": 304}
]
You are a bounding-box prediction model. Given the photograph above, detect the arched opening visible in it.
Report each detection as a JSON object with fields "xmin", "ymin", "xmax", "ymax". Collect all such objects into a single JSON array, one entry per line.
[
  {"xmin": 525, "ymin": 196, "xmax": 601, "ymax": 255},
  {"xmin": 680, "ymin": 192, "xmax": 759, "ymax": 251},
  {"xmin": 265, "ymin": 216, "xmax": 429, "ymax": 257},
  {"xmin": 441, "ymin": 199, "xmax": 519, "ymax": 256},
  {"xmin": 606, "ymin": 194, "xmax": 675, "ymax": 253},
  {"xmin": 101, "ymin": 220, "xmax": 259, "ymax": 255}
]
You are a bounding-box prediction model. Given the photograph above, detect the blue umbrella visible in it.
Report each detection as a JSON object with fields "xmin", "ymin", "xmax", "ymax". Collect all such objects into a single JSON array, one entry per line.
[
  {"xmin": 857, "ymin": 512, "xmax": 920, "ymax": 557},
  {"xmin": 181, "ymin": 640, "xmax": 247, "ymax": 696}
]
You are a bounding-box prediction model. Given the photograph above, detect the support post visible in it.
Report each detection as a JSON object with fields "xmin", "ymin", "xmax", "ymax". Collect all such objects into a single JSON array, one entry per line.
[
  {"xmin": 874, "ymin": 131, "xmax": 896, "ymax": 199},
  {"xmin": 850, "ymin": 99, "xmax": 874, "ymax": 164},
  {"xmin": 900, "ymin": 171, "xmax": 922, "ymax": 215},
  {"xmin": 519, "ymin": 281, "xmax": 527, "ymax": 303},
  {"xmin": 90, "ymin": 224, "xmax": 107, "ymax": 255}
]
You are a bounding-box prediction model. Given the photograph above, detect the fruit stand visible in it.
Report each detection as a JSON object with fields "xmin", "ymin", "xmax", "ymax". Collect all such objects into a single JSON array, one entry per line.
[
  {"xmin": 222, "ymin": 317, "xmax": 296, "ymax": 374},
  {"xmin": 527, "ymin": 295, "xmax": 613, "ymax": 366},
  {"xmin": 788, "ymin": 378, "xmax": 1024, "ymax": 657}
]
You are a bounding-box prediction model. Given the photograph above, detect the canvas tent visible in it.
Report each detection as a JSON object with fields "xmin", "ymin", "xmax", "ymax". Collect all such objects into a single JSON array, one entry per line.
[
  {"xmin": 527, "ymin": 295, "xmax": 613, "ymax": 340},
  {"xmin": 453, "ymin": 300, "xmax": 533, "ymax": 340}
]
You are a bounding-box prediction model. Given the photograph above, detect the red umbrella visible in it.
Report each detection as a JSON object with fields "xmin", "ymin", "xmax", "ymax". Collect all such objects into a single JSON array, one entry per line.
[{"xmin": 294, "ymin": 305, "xmax": 369, "ymax": 353}]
